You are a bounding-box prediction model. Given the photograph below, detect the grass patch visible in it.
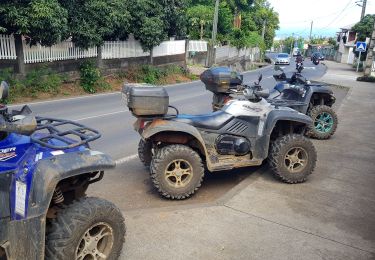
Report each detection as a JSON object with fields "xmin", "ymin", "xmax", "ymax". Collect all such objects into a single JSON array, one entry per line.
[
  {"xmin": 80, "ymin": 61, "xmax": 111, "ymax": 93},
  {"xmin": 0, "ymin": 64, "xmax": 194, "ymax": 104},
  {"xmin": 118, "ymin": 65, "xmax": 196, "ymax": 85},
  {"xmin": 0, "ymin": 66, "xmax": 65, "ymax": 103}
]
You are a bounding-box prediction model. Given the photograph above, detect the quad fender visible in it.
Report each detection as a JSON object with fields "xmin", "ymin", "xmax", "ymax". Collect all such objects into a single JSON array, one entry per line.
[
  {"xmin": 142, "ymin": 119, "xmax": 208, "ymax": 157},
  {"xmin": 253, "ymin": 109, "xmax": 312, "ymax": 159},
  {"xmin": 1, "ymin": 151, "xmax": 115, "ymax": 260},
  {"xmin": 303, "ymin": 85, "xmax": 335, "ymax": 113},
  {"xmin": 264, "ymin": 109, "xmax": 312, "ymax": 136},
  {"xmin": 28, "ymin": 150, "xmax": 115, "ymax": 218}
]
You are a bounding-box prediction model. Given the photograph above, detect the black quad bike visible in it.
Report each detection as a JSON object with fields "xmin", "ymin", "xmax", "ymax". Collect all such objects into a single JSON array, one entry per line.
[
  {"xmin": 205, "ymin": 66, "xmax": 338, "ymax": 140},
  {"xmin": 0, "ymin": 82, "xmax": 125, "ymax": 260},
  {"xmin": 123, "ymin": 80, "xmax": 317, "ymax": 200}
]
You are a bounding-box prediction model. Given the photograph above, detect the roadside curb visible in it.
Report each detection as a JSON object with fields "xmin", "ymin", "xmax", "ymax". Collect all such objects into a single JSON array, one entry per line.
[{"xmin": 9, "ymin": 64, "xmax": 272, "ymax": 107}]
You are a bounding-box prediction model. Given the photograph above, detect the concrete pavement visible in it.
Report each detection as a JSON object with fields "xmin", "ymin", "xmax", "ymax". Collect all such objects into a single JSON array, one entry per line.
[{"xmin": 115, "ymin": 61, "xmax": 375, "ymax": 259}]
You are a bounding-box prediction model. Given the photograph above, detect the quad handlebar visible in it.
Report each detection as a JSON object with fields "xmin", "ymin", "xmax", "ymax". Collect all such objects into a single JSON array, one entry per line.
[{"xmin": 227, "ymin": 82, "xmax": 270, "ymax": 102}]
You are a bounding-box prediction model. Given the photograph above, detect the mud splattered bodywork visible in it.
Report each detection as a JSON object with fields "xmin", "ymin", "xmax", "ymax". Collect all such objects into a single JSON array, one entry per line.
[
  {"xmin": 0, "ymin": 115, "xmax": 115, "ymax": 259},
  {"xmin": 125, "ymin": 83, "xmax": 317, "ymax": 200},
  {"xmin": 139, "ymin": 100, "xmax": 311, "ymax": 172}
]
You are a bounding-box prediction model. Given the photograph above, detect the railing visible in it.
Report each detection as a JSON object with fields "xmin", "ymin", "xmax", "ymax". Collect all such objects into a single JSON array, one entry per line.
[
  {"xmin": 188, "ymin": 40, "xmax": 208, "ymax": 52},
  {"xmin": 0, "ymin": 34, "xmax": 188, "ymax": 63},
  {"xmin": 0, "ymin": 34, "xmax": 17, "ymax": 60},
  {"xmin": 102, "ymin": 38, "xmax": 149, "ymax": 59},
  {"xmin": 153, "ymin": 40, "xmax": 185, "ymax": 57},
  {"xmin": 215, "ymin": 45, "xmax": 260, "ymax": 62},
  {"xmin": 23, "ymin": 40, "xmax": 97, "ymax": 64}
]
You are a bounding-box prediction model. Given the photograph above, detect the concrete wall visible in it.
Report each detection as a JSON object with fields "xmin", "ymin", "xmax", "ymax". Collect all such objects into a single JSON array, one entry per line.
[
  {"xmin": 187, "ymin": 52, "xmax": 208, "ymax": 66},
  {"xmin": 0, "ymin": 53, "xmax": 186, "ymax": 76},
  {"xmin": 0, "ymin": 60, "xmax": 17, "ymax": 72}
]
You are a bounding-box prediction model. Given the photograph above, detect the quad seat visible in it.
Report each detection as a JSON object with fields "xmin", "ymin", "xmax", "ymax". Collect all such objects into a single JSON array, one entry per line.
[{"xmin": 172, "ymin": 111, "xmax": 233, "ymax": 130}]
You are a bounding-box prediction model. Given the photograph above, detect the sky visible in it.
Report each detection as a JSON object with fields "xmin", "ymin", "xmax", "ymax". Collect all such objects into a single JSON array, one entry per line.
[{"xmin": 268, "ymin": 0, "xmax": 375, "ymax": 39}]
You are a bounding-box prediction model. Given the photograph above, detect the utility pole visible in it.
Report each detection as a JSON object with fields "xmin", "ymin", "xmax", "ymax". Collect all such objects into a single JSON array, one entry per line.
[
  {"xmin": 290, "ymin": 33, "xmax": 294, "ymax": 56},
  {"xmin": 361, "ymin": 0, "xmax": 367, "ymax": 20},
  {"xmin": 364, "ymin": 19, "xmax": 375, "ymax": 76},
  {"xmin": 356, "ymin": 0, "xmax": 367, "ymax": 20},
  {"xmin": 207, "ymin": 0, "xmax": 219, "ymax": 67},
  {"xmin": 261, "ymin": 20, "xmax": 267, "ymax": 40},
  {"xmin": 309, "ymin": 21, "xmax": 313, "ymax": 42},
  {"xmin": 211, "ymin": 0, "xmax": 219, "ymax": 45}
]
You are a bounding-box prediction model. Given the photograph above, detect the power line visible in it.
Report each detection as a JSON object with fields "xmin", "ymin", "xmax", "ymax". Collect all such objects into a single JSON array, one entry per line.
[
  {"xmin": 316, "ymin": 4, "xmax": 357, "ymax": 32},
  {"xmin": 279, "ymin": 8, "xmax": 356, "ymax": 25},
  {"xmin": 318, "ymin": 0, "xmax": 355, "ymax": 30}
]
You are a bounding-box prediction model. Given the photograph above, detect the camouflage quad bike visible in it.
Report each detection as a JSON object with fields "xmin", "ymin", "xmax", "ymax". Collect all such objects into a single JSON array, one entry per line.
[
  {"xmin": 205, "ymin": 66, "xmax": 338, "ymax": 140},
  {"xmin": 123, "ymin": 80, "xmax": 317, "ymax": 200}
]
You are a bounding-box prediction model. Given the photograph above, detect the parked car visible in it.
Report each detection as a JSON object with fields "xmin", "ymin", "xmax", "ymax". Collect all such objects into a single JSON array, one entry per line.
[
  {"xmin": 311, "ymin": 52, "xmax": 325, "ymax": 61},
  {"xmin": 274, "ymin": 53, "xmax": 290, "ymax": 65}
]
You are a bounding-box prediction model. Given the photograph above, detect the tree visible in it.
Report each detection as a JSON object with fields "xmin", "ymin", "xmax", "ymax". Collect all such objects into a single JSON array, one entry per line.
[
  {"xmin": 352, "ymin": 14, "xmax": 375, "ymax": 41},
  {"xmin": 163, "ymin": 0, "xmax": 189, "ymax": 38},
  {"xmin": 218, "ymin": 1, "xmax": 234, "ymax": 40},
  {"xmin": 128, "ymin": 0, "xmax": 167, "ymax": 62},
  {"xmin": 229, "ymin": 28, "xmax": 264, "ymax": 49},
  {"xmin": 187, "ymin": 5, "xmax": 214, "ymax": 40},
  {"xmin": 0, "ymin": 0, "xmax": 68, "ymax": 46},
  {"xmin": 327, "ymin": 37, "xmax": 337, "ymax": 46},
  {"xmin": 245, "ymin": 0, "xmax": 279, "ymax": 49},
  {"xmin": 227, "ymin": 0, "xmax": 254, "ymax": 12},
  {"xmin": 281, "ymin": 36, "xmax": 295, "ymax": 54},
  {"xmin": 60, "ymin": 0, "xmax": 131, "ymax": 49},
  {"xmin": 310, "ymin": 36, "xmax": 325, "ymax": 45}
]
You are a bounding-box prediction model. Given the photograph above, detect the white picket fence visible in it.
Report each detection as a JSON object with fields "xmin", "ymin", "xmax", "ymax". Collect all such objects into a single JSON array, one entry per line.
[
  {"xmin": 216, "ymin": 45, "xmax": 260, "ymax": 62},
  {"xmin": 188, "ymin": 40, "xmax": 208, "ymax": 52},
  {"xmin": 23, "ymin": 40, "xmax": 97, "ymax": 64},
  {"xmin": 102, "ymin": 38, "xmax": 149, "ymax": 59},
  {"xmin": 0, "ymin": 34, "xmax": 17, "ymax": 60},
  {"xmin": 153, "ymin": 40, "xmax": 185, "ymax": 57},
  {"xmin": 0, "ymin": 34, "xmax": 190, "ymax": 63}
]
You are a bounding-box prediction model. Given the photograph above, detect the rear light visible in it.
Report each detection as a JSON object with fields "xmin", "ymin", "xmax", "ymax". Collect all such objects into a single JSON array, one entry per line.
[
  {"xmin": 139, "ymin": 119, "xmax": 145, "ymax": 130},
  {"xmin": 223, "ymin": 96, "xmax": 232, "ymax": 104}
]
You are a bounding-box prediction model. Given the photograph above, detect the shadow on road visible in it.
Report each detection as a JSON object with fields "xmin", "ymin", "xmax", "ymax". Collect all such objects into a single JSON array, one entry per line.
[{"xmin": 88, "ymin": 158, "xmax": 262, "ymax": 212}]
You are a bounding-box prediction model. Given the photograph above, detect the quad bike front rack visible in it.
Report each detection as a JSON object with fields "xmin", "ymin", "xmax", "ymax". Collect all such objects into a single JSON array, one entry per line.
[{"xmin": 31, "ymin": 117, "xmax": 101, "ymax": 150}]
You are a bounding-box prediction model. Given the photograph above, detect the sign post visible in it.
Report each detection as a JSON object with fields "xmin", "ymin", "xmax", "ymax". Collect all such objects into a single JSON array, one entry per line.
[{"xmin": 356, "ymin": 41, "xmax": 367, "ymax": 72}]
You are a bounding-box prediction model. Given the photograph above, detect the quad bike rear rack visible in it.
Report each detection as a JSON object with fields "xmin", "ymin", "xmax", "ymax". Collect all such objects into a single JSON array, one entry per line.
[{"xmin": 31, "ymin": 117, "xmax": 101, "ymax": 150}]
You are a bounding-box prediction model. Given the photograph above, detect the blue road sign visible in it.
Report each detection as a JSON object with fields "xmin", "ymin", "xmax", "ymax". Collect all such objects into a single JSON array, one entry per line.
[{"xmin": 356, "ymin": 42, "xmax": 367, "ymax": 52}]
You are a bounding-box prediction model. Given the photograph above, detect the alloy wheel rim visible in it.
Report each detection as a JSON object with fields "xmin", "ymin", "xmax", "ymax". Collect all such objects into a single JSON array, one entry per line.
[
  {"xmin": 314, "ymin": 112, "xmax": 334, "ymax": 133},
  {"xmin": 284, "ymin": 147, "xmax": 308, "ymax": 173},
  {"xmin": 76, "ymin": 222, "xmax": 114, "ymax": 260},
  {"xmin": 164, "ymin": 159, "xmax": 193, "ymax": 188}
]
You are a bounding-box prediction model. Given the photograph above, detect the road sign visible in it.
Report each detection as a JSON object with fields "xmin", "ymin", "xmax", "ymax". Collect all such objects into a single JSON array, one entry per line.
[
  {"xmin": 355, "ymin": 42, "xmax": 367, "ymax": 72},
  {"xmin": 356, "ymin": 42, "xmax": 367, "ymax": 52}
]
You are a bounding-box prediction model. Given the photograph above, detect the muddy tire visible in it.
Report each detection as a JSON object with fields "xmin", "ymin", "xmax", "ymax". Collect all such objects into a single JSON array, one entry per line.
[
  {"xmin": 306, "ymin": 105, "xmax": 338, "ymax": 139},
  {"xmin": 45, "ymin": 197, "xmax": 125, "ymax": 260},
  {"xmin": 268, "ymin": 134, "xmax": 317, "ymax": 184},
  {"xmin": 150, "ymin": 144, "xmax": 204, "ymax": 200},
  {"xmin": 138, "ymin": 139, "xmax": 152, "ymax": 167}
]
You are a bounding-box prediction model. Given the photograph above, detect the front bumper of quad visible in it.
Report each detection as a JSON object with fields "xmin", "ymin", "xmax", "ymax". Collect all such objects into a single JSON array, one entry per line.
[{"xmin": 0, "ymin": 151, "xmax": 115, "ymax": 260}]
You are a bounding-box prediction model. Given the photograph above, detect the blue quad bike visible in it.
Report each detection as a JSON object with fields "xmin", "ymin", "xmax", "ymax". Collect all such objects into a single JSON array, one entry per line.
[
  {"xmin": 0, "ymin": 82, "xmax": 125, "ymax": 260},
  {"xmin": 206, "ymin": 66, "xmax": 338, "ymax": 140}
]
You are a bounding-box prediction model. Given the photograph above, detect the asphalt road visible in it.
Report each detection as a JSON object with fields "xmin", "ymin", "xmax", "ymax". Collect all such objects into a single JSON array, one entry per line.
[
  {"xmin": 7, "ymin": 59, "xmax": 342, "ymax": 211},
  {"xmin": 11, "ymin": 59, "xmax": 327, "ymax": 162}
]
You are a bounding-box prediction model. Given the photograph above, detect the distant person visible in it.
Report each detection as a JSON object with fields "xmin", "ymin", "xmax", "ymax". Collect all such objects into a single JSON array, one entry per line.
[{"xmin": 295, "ymin": 52, "xmax": 303, "ymax": 63}]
